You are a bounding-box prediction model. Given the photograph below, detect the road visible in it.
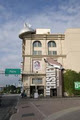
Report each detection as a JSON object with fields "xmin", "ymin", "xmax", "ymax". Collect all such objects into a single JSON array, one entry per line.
[
  {"xmin": 0, "ymin": 95, "xmax": 19, "ymax": 120},
  {"xmin": 10, "ymin": 97, "xmax": 80, "ymax": 120},
  {"xmin": 54, "ymin": 109, "xmax": 80, "ymax": 120},
  {"xmin": 1, "ymin": 95, "xmax": 80, "ymax": 120}
]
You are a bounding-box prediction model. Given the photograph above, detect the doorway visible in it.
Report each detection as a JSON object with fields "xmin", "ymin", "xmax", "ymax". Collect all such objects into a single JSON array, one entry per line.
[
  {"xmin": 30, "ymin": 86, "xmax": 44, "ymax": 98},
  {"xmin": 50, "ymin": 88, "xmax": 57, "ymax": 97},
  {"xmin": 30, "ymin": 86, "xmax": 35, "ymax": 98}
]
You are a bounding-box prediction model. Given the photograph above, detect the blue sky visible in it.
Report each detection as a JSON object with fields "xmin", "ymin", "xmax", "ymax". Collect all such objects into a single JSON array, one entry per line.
[{"xmin": 0, "ymin": 0, "xmax": 80, "ymax": 86}]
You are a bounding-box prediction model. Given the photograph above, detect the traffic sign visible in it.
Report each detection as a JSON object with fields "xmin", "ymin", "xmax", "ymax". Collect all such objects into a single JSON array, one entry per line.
[
  {"xmin": 5, "ymin": 69, "xmax": 21, "ymax": 75},
  {"xmin": 74, "ymin": 82, "xmax": 80, "ymax": 90}
]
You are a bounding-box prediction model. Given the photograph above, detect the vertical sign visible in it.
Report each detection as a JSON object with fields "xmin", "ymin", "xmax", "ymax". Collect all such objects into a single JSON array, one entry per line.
[{"xmin": 46, "ymin": 64, "xmax": 57, "ymax": 96}]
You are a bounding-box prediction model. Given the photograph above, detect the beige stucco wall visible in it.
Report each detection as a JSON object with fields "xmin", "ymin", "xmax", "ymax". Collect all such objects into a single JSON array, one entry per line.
[
  {"xmin": 22, "ymin": 28, "xmax": 80, "ymax": 73},
  {"xmin": 36, "ymin": 29, "xmax": 50, "ymax": 34},
  {"xmin": 64, "ymin": 28, "xmax": 80, "ymax": 72},
  {"xmin": 22, "ymin": 32, "xmax": 65, "ymax": 75}
]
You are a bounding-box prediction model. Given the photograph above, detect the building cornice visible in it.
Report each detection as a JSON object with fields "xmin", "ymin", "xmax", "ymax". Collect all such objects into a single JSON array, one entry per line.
[
  {"xmin": 23, "ymin": 34, "xmax": 65, "ymax": 40},
  {"xmin": 22, "ymin": 71, "xmax": 46, "ymax": 76},
  {"xmin": 22, "ymin": 55, "xmax": 66, "ymax": 58}
]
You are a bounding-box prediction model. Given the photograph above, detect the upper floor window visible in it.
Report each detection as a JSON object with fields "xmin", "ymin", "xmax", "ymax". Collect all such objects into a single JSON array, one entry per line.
[
  {"xmin": 33, "ymin": 41, "xmax": 42, "ymax": 55},
  {"xmin": 48, "ymin": 51, "xmax": 57, "ymax": 55},
  {"xmin": 33, "ymin": 41, "xmax": 42, "ymax": 47},
  {"xmin": 33, "ymin": 51, "xmax": 42, "ymax": 55},
  {"xmin": 48, "ymin": 41, "xmax": 56, "ymax": 47}
]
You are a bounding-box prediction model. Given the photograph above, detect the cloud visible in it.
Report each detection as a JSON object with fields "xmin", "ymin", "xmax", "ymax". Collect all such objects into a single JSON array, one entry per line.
[
  {"xmin": 0, "ymin": 4, "xmax": 12, "ymax": 22},
  {"xmin": 0, "ymin": 4, "xmax": 5, "ymax": 11},
  {"xmin": 0, "ymin": 20, "xmax": 23, "ymax": 69},
  {"xmin": 0, "ymin": 74, "xmax": 20, "ymax": 87},
  {"xmin": 25, "ymin": 0, "xmax": 80, "ymax": 33},
  {"xmin": 0, "ymin": 0, "xmax": 80, "ymax": 86},
  {"xmin": 0, "ymin": 0, "xmax": 80, "ymax": 70}
]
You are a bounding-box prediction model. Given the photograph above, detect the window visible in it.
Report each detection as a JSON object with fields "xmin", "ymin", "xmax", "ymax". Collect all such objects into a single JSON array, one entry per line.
[
  {"xmin": 33, "ymin": 41, "xmax": 42, "ymax": 47},
  {"xmin": 38, "ymin": 51, "xmax": 42, "ymax": 55},
  {"xmin": 48, "ymin": 41, "xmax": 57, "ymax": 55},
  {"xmin": 48, "ymin": 41, "xmax": 56, "ymax": 47},
  {"xmin": 48, "ymin": 51, "xmax": 57, "ymax": 55},
  {"xmin": 32, "ymin": 78, "xmax": 42, "ymax": 84},
  {"xmin": 33, "ymin": 41, "xmax": 42, "ymax": 55},
  {"xmin": 33, "ymin": 51, "xmax": 42, "ymax": 55},
  {"xmin": 33, "ymin": 51, "xmax": 37, "ymax": 55}
]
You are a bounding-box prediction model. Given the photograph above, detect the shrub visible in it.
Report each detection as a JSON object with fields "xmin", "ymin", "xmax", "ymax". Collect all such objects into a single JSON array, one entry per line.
[{"xmin": 64, "ymin": 69, "xmax": 80, "ymax": 96}]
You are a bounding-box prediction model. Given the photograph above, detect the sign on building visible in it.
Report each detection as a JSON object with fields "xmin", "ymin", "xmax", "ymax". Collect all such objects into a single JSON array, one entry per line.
[
  {"xmin": 74, "ymin": 82, "xmax": 80, "ymax": 90},
  {"xmin": 46, "ymin": 64, "xmax": 59, "ymax": 96},
  {"xmin": 5, "ymin": 69, "xmax": 21, "ymax": 75},
  {"xmin": 33, "ymin": 60, "xmax": 41, "ymax": 71}
]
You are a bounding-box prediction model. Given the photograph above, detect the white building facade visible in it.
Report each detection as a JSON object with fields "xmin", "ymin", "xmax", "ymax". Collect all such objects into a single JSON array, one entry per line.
[{"xmin": 19, "ymin": 24, "xmax": 80, "ymax": 97}]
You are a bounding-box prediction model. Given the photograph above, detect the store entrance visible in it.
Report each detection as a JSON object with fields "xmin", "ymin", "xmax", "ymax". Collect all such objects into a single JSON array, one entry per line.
[
  {"xmin": 30, "ymin": 86, "xmax": 35, "ymax": 98},
  {"xmin": 30, "ymin": 86, "xmax": 44, "ymax": 98},
  {"xmin": 50, "ymin": 88, "xmax": 57, "ymax": 97}
]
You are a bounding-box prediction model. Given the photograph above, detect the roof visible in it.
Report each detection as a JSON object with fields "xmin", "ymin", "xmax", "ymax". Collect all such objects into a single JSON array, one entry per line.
[
  {"xmin": 44, "ymin": 58, "xmax": 63, "ymax": 69},
  {"xmin": 47, "ymin": 58, "xmax": 62, "ymax": 66},
  {"xmin": 19, "ymin": 23, "xmax": 35, "ymax": 39}
]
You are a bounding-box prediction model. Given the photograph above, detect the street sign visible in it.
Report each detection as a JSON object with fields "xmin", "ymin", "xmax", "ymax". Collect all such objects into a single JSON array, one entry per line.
[
  {"xmin": 74, "ymin": 82, "xmax": 80, "ymax": 90},
  {"xmin": 5, "ymin": 69, "xmax": 21, "ymax": 75}
]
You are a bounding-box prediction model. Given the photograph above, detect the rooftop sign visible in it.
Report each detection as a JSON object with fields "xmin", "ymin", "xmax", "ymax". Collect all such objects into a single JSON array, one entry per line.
[{"xmin": 5, "ymin": 69, "xmax": 21, "ymax": 75}]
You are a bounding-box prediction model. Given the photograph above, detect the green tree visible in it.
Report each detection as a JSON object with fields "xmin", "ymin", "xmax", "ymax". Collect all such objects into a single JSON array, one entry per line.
[
  {"xmin": 64, "ymin": 69, "xmax": 80, "ymax": 96},
  {"xmin": 3, "ymin": 85, "xmax": 16, "ymax": 93}
]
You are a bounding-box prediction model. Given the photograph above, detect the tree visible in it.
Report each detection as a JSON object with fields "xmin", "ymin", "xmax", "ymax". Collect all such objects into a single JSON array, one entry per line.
[{"xmin": 64, "ymin": 69, "xmax": 80, "ymax": 96}]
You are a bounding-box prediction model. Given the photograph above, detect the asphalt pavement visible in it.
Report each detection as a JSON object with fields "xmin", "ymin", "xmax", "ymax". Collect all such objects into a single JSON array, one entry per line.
[
  {"xmin": 56, "ymin": 109, "xmax": 80, "ymax": 120},
  {"xmin": 10, "ymin": 97, "xmax": 80, "ymax": 120},
  {"xmin": 0, "ymin": 94, "xmax": 19, "ymax": 120}
]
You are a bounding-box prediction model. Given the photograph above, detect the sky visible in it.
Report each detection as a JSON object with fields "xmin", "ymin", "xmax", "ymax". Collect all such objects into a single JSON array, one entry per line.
[{"xmin": 0, "ymin": 0, "xmax": 80, "ymax": 86}]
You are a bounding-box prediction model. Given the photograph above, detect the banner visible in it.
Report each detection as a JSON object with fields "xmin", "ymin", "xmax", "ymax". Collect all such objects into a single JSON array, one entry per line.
[{"xmin": 33, "ymin": 60, "xmax": 41, "ymax": 71}]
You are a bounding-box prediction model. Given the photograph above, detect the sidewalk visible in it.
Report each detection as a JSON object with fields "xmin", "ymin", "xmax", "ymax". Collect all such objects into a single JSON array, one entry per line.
[{"xmin": 10, "ymin": 97, "xmax": 80, "ymax": 120}]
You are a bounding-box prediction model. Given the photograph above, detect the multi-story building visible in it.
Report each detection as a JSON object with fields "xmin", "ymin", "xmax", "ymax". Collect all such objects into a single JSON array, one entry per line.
[{"xmin": 19, "ymin": 24, "xmax": 80, "ymax": 97}]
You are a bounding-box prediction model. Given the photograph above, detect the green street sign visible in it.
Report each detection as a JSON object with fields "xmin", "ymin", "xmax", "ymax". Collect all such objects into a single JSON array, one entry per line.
[
  {"xmin": 5, "ymin": 69, "xmax": 21, "ymax": 75},
  {"xmin": 74, "ymin": 82, "xmax": 80, "ymax": 90}
]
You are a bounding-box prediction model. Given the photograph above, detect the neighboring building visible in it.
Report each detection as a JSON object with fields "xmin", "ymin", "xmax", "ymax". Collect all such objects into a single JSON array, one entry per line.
[{"xmin": 19, "ymin": 24, "xmax": 80, "ymax": 97}]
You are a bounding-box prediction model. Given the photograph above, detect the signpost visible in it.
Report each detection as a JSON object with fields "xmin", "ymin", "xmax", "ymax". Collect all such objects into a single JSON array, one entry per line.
[
  {"xmin": 5, "ymin": 69, "xmax": 21, "ymax": 75},
  {"xmin": 74, "ymin": 82, "xmax": 80, "ymax": 90}
]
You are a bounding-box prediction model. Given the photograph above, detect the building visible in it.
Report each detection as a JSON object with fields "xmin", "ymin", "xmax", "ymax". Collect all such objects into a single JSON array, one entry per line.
[{"xmin": 19, "ymin": 23, "xmax": 80, "ymax": 97}]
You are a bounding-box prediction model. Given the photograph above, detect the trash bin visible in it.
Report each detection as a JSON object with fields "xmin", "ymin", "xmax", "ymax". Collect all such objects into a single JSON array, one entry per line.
[{"xmin": 34, "ymin": 92, "xmax": 38, "ymax": 98}]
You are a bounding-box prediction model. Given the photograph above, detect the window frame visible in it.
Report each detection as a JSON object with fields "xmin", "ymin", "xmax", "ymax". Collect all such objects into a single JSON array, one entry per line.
[
  {"xmin": 33, "ymin": 41, "xmax": 42, "ymax": 47},
  {"xmin": 32, "ymin": 78, "xmax": 42, "ymax": 84},
  {"xmin": 48, "ymin": 41, "xmax": 56, "ymax": 47}
]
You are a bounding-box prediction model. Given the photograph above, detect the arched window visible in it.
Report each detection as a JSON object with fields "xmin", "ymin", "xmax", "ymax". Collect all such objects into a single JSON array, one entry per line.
[
  {"xmin": 33, "ymin": 41, "xmax": 42, "ymax": 47},
  {"xmin": 33, "ymin": 41, "xmax": 42, "ymax": 55},
  {"xmin": 48, "ymin": 41, "xmax": 57, "ymax": 55},
  {"xmin": 48, "ymin": 41, "xmax": 56, "ymax": 47}
]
